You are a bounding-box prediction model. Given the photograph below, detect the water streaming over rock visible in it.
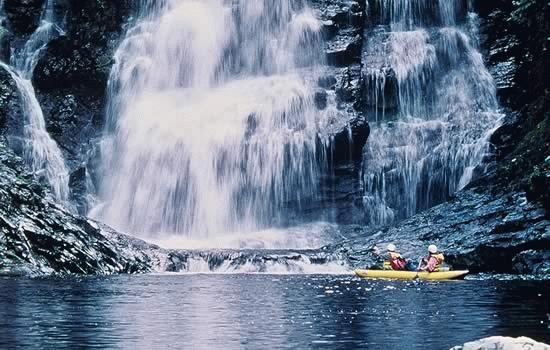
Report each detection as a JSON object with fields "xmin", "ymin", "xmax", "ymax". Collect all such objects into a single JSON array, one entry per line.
[
  {"xmin": 95, "ymin": 0, "xmax": 336, "ymax": 238},
  {"xmin": 361, "ymin": 0, "xmax": 503, "ymax": 225},
  {"xmin": 0, "ymin": 0, "xmax": 70, "ymax": 203}
]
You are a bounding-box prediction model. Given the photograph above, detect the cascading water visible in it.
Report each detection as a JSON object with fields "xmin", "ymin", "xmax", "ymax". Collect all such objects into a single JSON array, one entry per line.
[
  {"xmin": 94, "ymin": 0, "xmax": 336, "ymax": 239},
  {"xmin": 362, "ymin": 0, "xmax": 503, "ymax": 225},
  {"xmin": 0, "ymin": 0, "xmax": 70, "ymax": 203}
]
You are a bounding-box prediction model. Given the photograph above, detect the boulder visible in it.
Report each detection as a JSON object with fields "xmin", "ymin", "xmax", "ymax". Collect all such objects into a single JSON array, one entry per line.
[{"xmin": 451, "ymin": 336, "xmax": 550, "ymax": 350}]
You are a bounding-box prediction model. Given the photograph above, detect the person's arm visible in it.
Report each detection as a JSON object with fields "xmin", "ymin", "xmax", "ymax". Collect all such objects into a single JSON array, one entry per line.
[{"xmin": 417, "ymin": 257, "xmax": 427, "ymax": 271}]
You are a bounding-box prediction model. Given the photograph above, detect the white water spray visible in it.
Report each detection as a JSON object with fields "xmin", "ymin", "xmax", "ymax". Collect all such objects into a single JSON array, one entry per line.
[{"xmin": 95, "ymin": 0, "xmax": 335, "ymax": 238}]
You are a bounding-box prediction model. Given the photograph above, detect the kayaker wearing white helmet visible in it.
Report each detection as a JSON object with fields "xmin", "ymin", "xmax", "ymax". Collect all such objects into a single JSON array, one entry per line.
[
  {"xmin": 382, "ymin": 243, "xmax": 409, "ymax": 271},
  {"xmin": 419, "ymin": 244, "xmax": 445, "ymax": 272}
]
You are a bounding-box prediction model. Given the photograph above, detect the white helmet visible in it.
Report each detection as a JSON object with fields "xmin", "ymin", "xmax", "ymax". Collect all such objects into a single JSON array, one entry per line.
[
  {"xmin": 387, "ymin": 243, "xmax": 396, "ymax": 252},
  {"xmin": 428, "ymin": 244, "xmax": 438, "ymax": 254}
]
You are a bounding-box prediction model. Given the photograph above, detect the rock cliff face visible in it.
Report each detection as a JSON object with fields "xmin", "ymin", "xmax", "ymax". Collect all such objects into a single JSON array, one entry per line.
[
  {"xmin": 0, "ymin": 0, "xmax": 548, "ymax": 276},
  {"xmin": 478, "ymin": 0, "xmax": 550, "ymax": 207},
  {"xmin": 308, "ymin": 0, "xmax": 370, "ymax": 224}
]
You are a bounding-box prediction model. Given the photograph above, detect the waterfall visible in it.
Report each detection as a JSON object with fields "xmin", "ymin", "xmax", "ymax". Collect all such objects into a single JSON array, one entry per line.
[
  {"xmin": 0, "ymin": 0, "xmax": 70, "ymax": 203},
  {"xmin": 94, "ymin": 0, "xmax": 335, "ymax": 237},
  {"xmin": 362, "ymin": 0, "xmax": 503, "ymax": 225}
]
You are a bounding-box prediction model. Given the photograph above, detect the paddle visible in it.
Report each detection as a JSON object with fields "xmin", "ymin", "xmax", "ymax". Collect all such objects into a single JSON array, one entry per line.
[{"xmin": 416, "ymin": 257, "xmax": 424, "ymax": 272}]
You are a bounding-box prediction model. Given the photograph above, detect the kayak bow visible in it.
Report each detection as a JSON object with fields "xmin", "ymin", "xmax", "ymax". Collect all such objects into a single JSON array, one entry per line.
[{"xmin": 354, "ymin": 269, "xmax": 469, "ymax": 280}]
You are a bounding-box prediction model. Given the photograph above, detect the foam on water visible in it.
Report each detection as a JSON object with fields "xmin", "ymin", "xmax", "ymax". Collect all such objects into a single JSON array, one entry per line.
[{"xmin": 147, "ymin": 222, "xmax": 340, "ymax": 250}]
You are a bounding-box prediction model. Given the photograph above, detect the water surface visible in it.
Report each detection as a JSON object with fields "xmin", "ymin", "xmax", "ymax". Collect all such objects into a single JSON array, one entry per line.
[{"xmin": 0, "ymin": 275, "xmax": 549, "ymax": 349}]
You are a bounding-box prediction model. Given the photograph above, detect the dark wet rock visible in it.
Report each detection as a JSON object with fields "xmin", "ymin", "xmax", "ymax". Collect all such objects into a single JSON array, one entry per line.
[
  {"xmin": 314, "ymin": 89, "xmax": 328, "ymax": 110},
  {"xmin": 360, "ymin": 26, "xmax": 399, "ymax": 114},
  {"xmin": 310, "ymin": 0, "xmax": 365, "ymax": 109},
  {"xmin": 489, "ymin": 112, "xmax": 522, "ymax": 161},
  {"xmin": 33, "ymin": 0, "xmax": 131, "ymax": 92},
  {"xmin": 38, "ymin": 92, "xmax": 103, "ymax": 164},
  {"xmin": 0, "ymin": 27, "xmax": 13, "ymax": 62},
  {"xmin": 476, "ymin": 0, "xmax": 550, "ymax": 212},
  {"xmin": 476, "ymin": 1, "xmax": 549, "ymax": 107},
  {"xmin": 0, "ymin": 66, "xmax": 18, "ymax": 132},
  {"xmin": 318, "ymin": 165, "xmax": 366, "ymax": 224},
  {"xmin": 362, "ymin": 68, "xmax": 398, "ymax": 113},
  {"xmin": 0, "ymin": 65, "xmax": 24, "ymax": 141},
  {"xmin": 335, "ymin": 65, "xmax": 362, "ymax": 106},
  {"xmin": 331, "ymin": 116, "xmax": 369, "ymax": 164},
  {"xmin": 68, "ymin": 166, "xmax": 91, "ymax": 214},
  {"xmin": 311, "ymin": 0, "xmax": 364, "ymax": 67},
  {"xmin": 326, "ymin": 33, "xmax": 362, "ymax": 66},
  {"xmin": 311, "ymin": 0, "xmax": 365, "ymax": 26},
  {"xmin": 526, "ymin": 156, "xmax": 550, "ymax": 211},
  {"xmin": 3, "ymin": 0, "xmax": 45, "ymax": 35},
  {"xmin": 298, "ymin": 0, "xmax": 368, "ymax": 224},
  {"xmin": 63, "ymin": 0, "xmax": 131, "ymax": 44},
  {"xmin": 32, "ymin": 0, "xmax": 132, "ymax": 92},
  {"xmin": 318, "ymin": 74, "xmax": 337, "ymax": 89},
  {"xmin": 513, "ymin": 250, "xmax": 550, "ymax": 275},
  {"xmin": 485, "ymin": 99, "xmax": 550, "ymax": 210},
  {"xmin": 0, "ymin": 139, "xmax": 156, "ymax": 276},
  {"xmin": 33, "ymin": 36, "xmax": 110, "ymax": 94}
]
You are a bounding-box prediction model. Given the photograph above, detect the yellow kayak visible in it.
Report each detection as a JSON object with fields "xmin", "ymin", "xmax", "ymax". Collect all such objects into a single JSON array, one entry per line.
[{"xmin": 354, "ymin": 269, "xmax": 469, "ymax": 280}]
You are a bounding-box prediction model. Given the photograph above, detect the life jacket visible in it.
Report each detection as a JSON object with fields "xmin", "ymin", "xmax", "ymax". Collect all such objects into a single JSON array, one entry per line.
[
  {"xmin": 427, "ymin": 252, "xmax": 445, "ymax": 272},
  {"xmin": 383, "ymin": 251, "xmax": 407, "ymax": 270}
]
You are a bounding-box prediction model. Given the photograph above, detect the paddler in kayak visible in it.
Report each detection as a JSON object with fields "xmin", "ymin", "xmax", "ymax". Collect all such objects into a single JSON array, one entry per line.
[
  {"xmin": 418, "ymin": 245, "xmax": 445, "ymax": 272},
  {"xmin": 374, "ymin": 244, "xmax": 414, "ymax": 271}
]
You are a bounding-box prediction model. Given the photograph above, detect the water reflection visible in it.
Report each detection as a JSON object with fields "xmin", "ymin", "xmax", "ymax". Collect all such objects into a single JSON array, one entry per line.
[{"xmin": 0, "ymin": 276, "xmax": 549, "ymax": 349}]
